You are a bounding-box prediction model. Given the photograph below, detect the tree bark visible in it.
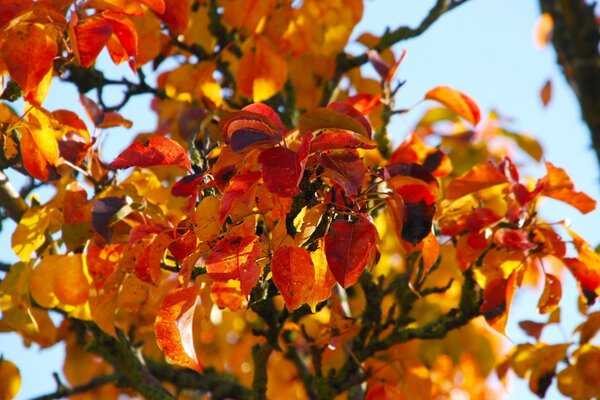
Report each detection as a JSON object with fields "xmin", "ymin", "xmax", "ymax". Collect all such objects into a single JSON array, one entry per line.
[{"xmin": 540, "ymin": 0, "xmax": 600, "ymax": 165}]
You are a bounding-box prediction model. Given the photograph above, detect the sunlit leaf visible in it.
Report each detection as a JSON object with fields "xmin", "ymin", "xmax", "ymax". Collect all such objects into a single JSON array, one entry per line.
[
  {"xmin": 445, "ymin": 162, "xmax": 508, "ymax": 199},
  {"xmin": 155, "ymin": 286, "xmax": 202, "ymax": 372},
  {"xmin": 542, "ymin": 162, "xmax": 596, "ymax": 214},
  {"xmin": 0, "ymin": 23, "xmax": 56, "ymax": 95},
  {"xmin": 538, "ymin": 273, "xmax": 562, "ymax": 314},
  {"xmin": 205, "ymin": 235, "xmax": 260, "ymax": 295},
  {"xmin": 0, "ymin": 359, "xmax": 21, "ymax": 400},
  {"xmin": 110, "ymin": 136, "xmax": 192, "ymax": 171},
  {"xmin": 271, "ymin": 245, "xmax": 318, "ymax": 311},
  {"xmin": 424, "ymin": 86, "xmax": 481, "ymax": 125}
]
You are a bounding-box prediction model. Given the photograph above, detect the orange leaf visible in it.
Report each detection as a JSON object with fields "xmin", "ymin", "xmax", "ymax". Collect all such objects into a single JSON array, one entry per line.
[
  {"xmin": 0, "ymin": 23, "xmax": 57, "ymax": 95},
  {"xmin": 109, "ymin": 136, "xmax": 192, "ymax": 171},
  {"xmin": 424, "ymin": 86, "xmax": 481, "ymax": 125},
  {"xmin": 20, "ymin": 127, "xmax": 51, "ymax": 181},
  {"xmin": 533, "ymin": 13, "xmax": 553, "ymax": 49},
  {"xmin": 155, "ymin": 286, "xmax": 202, "ymax": 372},
  {"xmin": 540, "ymin": 79, "xmax": 552, "ymax": 107},
  {"xmin": 218, "ymin": 172, "xmax": 260, "ymax": 222},
  {"xmin": 519, "ymin": 320, "xmax": 545, "ymax": 341},
  {"xmin": 205, "ymin": 235, "xmax": 260, "ymax": 295},
  {"xmin": 481, "ymin": 272, "xmax": 517, "ymax": 334},
  {"xmin": 139, "ymin": 0, "xmax": 165, "ymax": 13},
  {"xmin": 541, "ymin": 162, "xmax": 596, "ymax": 214},
  {"xmin": 271, "ymin": 246, "xmax": 318, "ymax": 311},
  {"xmin": 72, "ymin": 16, "xmax": 113, "ymax": 68},
  {"xmin": 538, "ymin": 273, "xmax": 562, "ymax": 314},
  {"xmin": 325, "ymin": 216, "xmax": 377, "ymax": 288},
  {"xmin": 237, "ymin": 36, "xmax": 287, "ymax": 102},
  {"xmin": 445, "ymin": 162, "xmax": 508, "ymax": 199},
  {"xmin": 157, "ymin": 0, "xmax": 189, "ymax": 34}
]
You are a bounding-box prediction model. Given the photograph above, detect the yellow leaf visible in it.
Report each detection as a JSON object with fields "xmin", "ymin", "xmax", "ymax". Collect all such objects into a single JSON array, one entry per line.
[
  {"xmin": 54, "ymin": 254, "xmax": 90, "ymax": 306},
  {"xmin": 29, "ymin": 257, "xmax": 59, "ymax": 308},
  {"xmin": 11, "ymin": 206, "xmax": 50, "ymax": 261},
  {"xmin": 0, "ymin": 359, "xmax": 21, "ymax": 400},
  {"xmin": 193, "ymin": 195, "xmax": 222, "ymax": 242},
  {"xmin": 27, "ymin": 106, "xmax": 59, "ymax": 166}
]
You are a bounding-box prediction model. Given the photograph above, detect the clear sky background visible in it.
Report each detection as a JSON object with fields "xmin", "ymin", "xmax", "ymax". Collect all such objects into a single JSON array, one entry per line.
[{"xmin": 1, "ymin": 0, "xmax": 599, "ymax": 399}]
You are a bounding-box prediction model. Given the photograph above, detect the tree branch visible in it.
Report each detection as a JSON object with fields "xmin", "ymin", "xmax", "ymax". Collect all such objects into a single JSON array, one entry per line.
[
  {"xmin": 540, "ymin": 0, "xmax": 600, "ymax": 165},
  {"xmin": 85, "ymin": 324, "xmax": 174, "ymax": 400},
  {"xmin": 320, "ymin": 0, "xmax": 471, "ymax": 105},
  {"xmin": 0, "ymin": 170, "xmax": 28, "ymax": 222},
  {"xmin": 29, "ymin": 374, "xmax": 117, "ymax": 400}
]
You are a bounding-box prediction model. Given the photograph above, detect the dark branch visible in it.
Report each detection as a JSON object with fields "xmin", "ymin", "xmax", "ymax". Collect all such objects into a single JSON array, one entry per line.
[
  {"xmin": 540, "ymin": 0, "xmax": 600, "ymax": 166},
  {"xmin": 320, "ymin": 0, "xmax": 471, "ymax": 105},
  {"xmin": 0, "ymin": 170, "xmax": 28, "ymax": 222},
  {"xmin": 29, "ymin": 374, "xmax": 117, "ymax": 400}
]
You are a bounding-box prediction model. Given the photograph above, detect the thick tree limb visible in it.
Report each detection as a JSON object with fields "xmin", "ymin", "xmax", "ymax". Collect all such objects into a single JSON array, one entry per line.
[
  {"xmin": 0, "ymin": 170, "xmax": 28, "ymax": 222},
  {"xmin": 29, "ymin": 374, "xmax": 117, "ymax": 400},
  {"xmin": 540, "ymin": 0, "xmax": 600, "ymax": 165}
]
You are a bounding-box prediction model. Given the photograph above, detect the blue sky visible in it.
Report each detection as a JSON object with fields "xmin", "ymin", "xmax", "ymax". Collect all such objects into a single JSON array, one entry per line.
[{"xmin": 1, "ymin": 1, "xmax": 598, "ymax": 398}]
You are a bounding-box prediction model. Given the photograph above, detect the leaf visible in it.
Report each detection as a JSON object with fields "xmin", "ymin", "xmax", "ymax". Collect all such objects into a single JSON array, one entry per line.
[
  {"xmin": 325, "ymin": 216, "xmax": 377, "ymax": 288},
  {"xmin": 445, "ymin": 162, "xmax": 508, "ymax": 199},
  {"xmin": 518, "ymin": 320, "xmax": 545, "ymax": 341},
  {"xmin": 574, "ymin": 312, "xmax": 600, "ymax": 344},
  {"xmin": 193, "ymin": 196, "xmax": 222, "ymax": 242},
  {"xmin": 155, "ymin": 286, "xmax": 202, "ymax": 372},
  {"xmin": 86, "ymin": 242, "xmax": 124, "ymax": 290},
  {"xmin": 71, "ymin": 16, "xmax": 113, "ymax": 67},
  {"xmin": 538, "ymin": 273, "xmax": 562, "ymax": 314},
  {"xmin": 0, "ymin": 359, "xmax": 21, "ymax": 400},
  {"xmin": 541, "ymin": 162, "xmax": 596, "ymax": 214},
  {"xmin": 30, "ymin": 254, "xmax": 90, "ymax": 308},
  {"xmin": 238, "ymin": 36, "xmax": 287, "ymax": 102},
  {"xmin": 424, "ymin": 86, "xmax": 481, "ymax": 126},
  {"xmin": 218, "ymin": 172, "xmax": 261, "ymax": 222},
  {"xmin": 91, "ymin": 197, "xmax": 127, "ymax": 242},
  {"xmin": 299, "ymin": 107, "xmax": 369, "ymax": 138},
  {"xmin": 110, "ymin": 136, "xmax": 192, "ymax": 171},
  {"xmin": 318, "ymin": 150, "xmax": 365, "ymax": 197},
  {"xmin": 11, "ymin": 206, "xmax": 53, "ymax": 261},
  {"xmin": 20, "ymin": 127, "xmax": 51, "ymax": 181},
  {"xmin": 157, "ymin": 0, "xmax": 189, "ymax": 34},
  {"xmin": 205, "ymin": 235, "xmax": 260, "ymax": 295},
  {"xmin": 480, "ymin": 273, "xmax": 517, "ymax": 334},
  {"xmin": 271, "ymin": 245, "xmax": 318, "ymax": 311},
  {"xmin": 540, "ymin": 79, "xmax": 552, "ymax": 107},
  {"xmin": 0, "ymin": 23, "xmax": 57, "ymax": 95},
  {"xmin": 309, "ymin": 128, "xmax": 376, "ymax": 152},
  {"xmin": 259, "ymin": 137, "xmax": 310, "ymax": 197},
  {"xmin": 533, "ymin": 13, "xmax": 553, "ymax": 49}
]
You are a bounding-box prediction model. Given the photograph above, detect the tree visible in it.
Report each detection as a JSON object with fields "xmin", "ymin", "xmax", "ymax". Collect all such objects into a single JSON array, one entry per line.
[{"xmin": 0, "ymin": 0, "xmax": 599, "ymax": 399}]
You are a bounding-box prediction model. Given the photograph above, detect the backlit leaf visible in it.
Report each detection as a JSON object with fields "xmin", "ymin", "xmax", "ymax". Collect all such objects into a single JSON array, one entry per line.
[
  {"xmin": 0, "ymin": 359, "xmax": 21, "ymax": 400},
  {"xmin": 271, "ymin": 245, "xmax": 318, "ymax": 311},
  {"xmin": 219, "ymin": 172, "xmax": 261, "ymax": 222},
  {"xmin": 541, "ymin": 162, "xmax": 596, "ymax": 214},
  {"xmin": 155, "ymin": 286, "xmax": 202, "ymax": 372},
  {"xmin": 205, "ymin": 235, "xmax": 260, "ymax": 295},
  {"xmin": 540, "ymin": 79, "xmax": 552, "ymax": 107},
  {"xmin": 110, "ymin": 136, "xmax": 192, "ymax": 171},
  {"xmin": 325, "ymin": 216, "xmax": 377, "ymax": 288},
  {"xmin": 0, "ymin": 23, "xmax": 56, "ymax": 95},
  {"xmin": 445, "ymin": 162, "xmax": 508, "ymax": 199},
  {"xmin": 425, "ymin": 86, "xmax": 480, "ymax": 125},
  {"xmin": 238, "ymin": 36, "xmax": 287, "ymax": 102},
  {"xmin": 71, "ymin": 16, "xmax": 113, "ymax": 67},
  {"xmin": 538, "ymin": 273, "xmax": 562, "ymax": 314}
]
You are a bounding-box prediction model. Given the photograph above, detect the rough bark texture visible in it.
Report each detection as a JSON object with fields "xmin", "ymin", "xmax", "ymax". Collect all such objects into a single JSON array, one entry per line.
[{"xmin": 540, "ymin": 0, "xmax": 600, "ymax": 165}]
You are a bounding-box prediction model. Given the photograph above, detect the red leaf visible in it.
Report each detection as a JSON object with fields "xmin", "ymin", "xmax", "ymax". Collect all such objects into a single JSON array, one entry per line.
[
  {"xmin": 157, "ymin": 0, "xmax": 189, "ymax": 34},
  {"xmin": 309, "ymin": 129, "xmax": 376, "ymax": 152},
  {"xmin": 155, "ymin": 286, "xmax": 202, "ymax": 372},
  {"xmin": 110, "ymin": 136, "xmax": 192, "ymax": 171},
  {"xmin": 72, "ymin": 16, "xmax": 113, "ymax": 68},
  {"xmin": 102, "ymin": 11, "xmax": 138, "ymax": 65},
  {"xmin": 205, "ymin": 235, "xmax": 260, "ymax": 295},
  {"xmin": 327, "ymin": 101, "xmax": 372, "ymax": 138},
  {"xmin": 325, "ymin": 216, "xmax": 378, "ymax": 288},
  {"xmin": 318, "ymin": 150, "xmax": 365, "ymax": 197},
  {"xmin": 481, "ymin": 273, "xmax": 518, "ymax": 334},
  {"xmin": 219, "ymin": 172, "xmax": 261, "ymax": 221},
  {"xmin": 172, "ymin": 173, "xmax": 204, "ymax": 197},
  {"xmin": 259, "ymin": 147, "xmax": 303, "ymax": 197},
  {"xmin": 271, "ymin": 246, "xmax": 317, "ymax": 311},
  {"xmin": 242, "ymin": 103, "xmax": 287, "ymax": 134},
  {"xmin": 519, "ymin": 320, "xmax": 545, "ymax": 341}
]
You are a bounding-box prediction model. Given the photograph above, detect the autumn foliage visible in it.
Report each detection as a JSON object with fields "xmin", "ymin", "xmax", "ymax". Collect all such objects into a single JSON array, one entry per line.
[{"xmin": 1, "ymin": 1, "xmax": 599, "ymax": 399}]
